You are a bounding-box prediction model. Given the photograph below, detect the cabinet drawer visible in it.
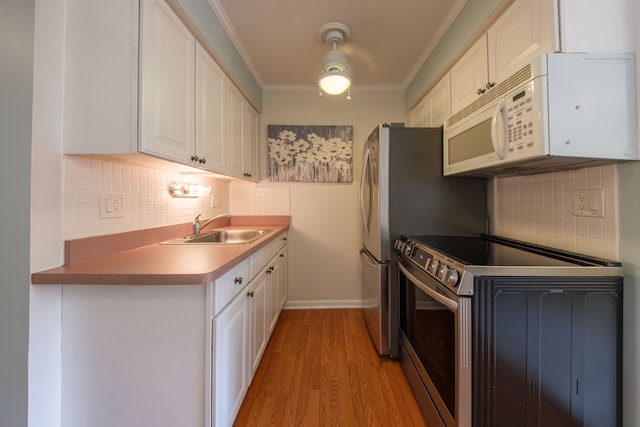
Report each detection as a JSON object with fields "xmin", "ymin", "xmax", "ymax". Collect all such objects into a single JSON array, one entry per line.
[
  {"xmin": 213, "ymin": 258, "xmax": 249, "ymax": 316},
  {"xmin": 249, "ymin": 232, "xmax": 287, "ymax": 280}
]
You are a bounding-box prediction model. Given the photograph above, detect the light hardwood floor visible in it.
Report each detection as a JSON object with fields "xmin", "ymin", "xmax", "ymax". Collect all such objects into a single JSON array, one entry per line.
[{"xmin": 233, "ymin": 309, "xmax": 428, "ymax": 426}]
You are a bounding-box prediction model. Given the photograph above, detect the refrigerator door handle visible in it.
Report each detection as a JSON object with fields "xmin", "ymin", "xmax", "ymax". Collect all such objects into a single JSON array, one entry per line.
[
  {"xmin": 359, "ymin": 147, "xmax": 372, "ymax": 237},
  {"xmin": 360, "ymin": 248, "xmax": 378, "ymax": 267}
]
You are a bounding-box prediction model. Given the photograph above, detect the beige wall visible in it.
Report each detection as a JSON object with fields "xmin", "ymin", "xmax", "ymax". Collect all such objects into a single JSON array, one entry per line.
[{"xmin": 258, "ymin": 90, "xmax": 406, "ymax": 307}]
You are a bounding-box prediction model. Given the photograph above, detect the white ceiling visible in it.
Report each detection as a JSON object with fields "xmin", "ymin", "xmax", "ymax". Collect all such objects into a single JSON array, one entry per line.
[{"xmin": 208, "ymin": 0, "xmax": 467, "ymax": 91}]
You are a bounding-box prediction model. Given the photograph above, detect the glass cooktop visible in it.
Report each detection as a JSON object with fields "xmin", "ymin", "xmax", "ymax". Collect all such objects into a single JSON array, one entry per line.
[{"xmin": 409, "ymin": 234, "xmax": 620, "ymax": 268}]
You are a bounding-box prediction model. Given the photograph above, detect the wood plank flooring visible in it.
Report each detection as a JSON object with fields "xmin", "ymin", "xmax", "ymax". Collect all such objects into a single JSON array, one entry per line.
[{"xmin": 233, "ymin": 309, "xmax": 428, "ymax": 426}]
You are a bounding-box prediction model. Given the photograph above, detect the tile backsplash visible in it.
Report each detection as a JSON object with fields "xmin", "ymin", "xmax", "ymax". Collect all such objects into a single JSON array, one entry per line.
[
  {"xmin": 63, "ymin": 156, "xmax": 229, "ymax": 240},
  {"xmin": 62, "ymin": 157, "xmax": 291, "ymax": 241},
  {"xmin": 491, "ymin": 164, "xmax": 619, "ymax": 260},
  {"xmin": 64, "ymin": 156, "xmax": 616, "ymax": 260}
]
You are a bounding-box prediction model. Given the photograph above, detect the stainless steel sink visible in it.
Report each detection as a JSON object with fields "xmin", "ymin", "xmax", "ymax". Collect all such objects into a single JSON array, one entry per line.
[{"xmin": 162, "ymin": 229, "xmax": 272, "ymax": 245}]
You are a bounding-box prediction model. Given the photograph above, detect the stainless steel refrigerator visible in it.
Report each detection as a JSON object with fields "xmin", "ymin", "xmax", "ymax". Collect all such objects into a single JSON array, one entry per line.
[{"xmin": 359, "ymin": 123, "xmax": 488, "ymax": 356}]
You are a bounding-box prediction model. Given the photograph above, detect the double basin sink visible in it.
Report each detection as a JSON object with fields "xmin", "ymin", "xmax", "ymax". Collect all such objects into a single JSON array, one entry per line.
[{"xmin": 162, "ymin": 229, "xmax": 272, "ymax": 245}]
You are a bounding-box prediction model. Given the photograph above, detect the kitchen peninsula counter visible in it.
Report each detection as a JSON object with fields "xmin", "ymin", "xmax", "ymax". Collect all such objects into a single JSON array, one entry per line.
[{"xmin": 31, "ymin": 215, "xmax": 289, "ymax": 286}]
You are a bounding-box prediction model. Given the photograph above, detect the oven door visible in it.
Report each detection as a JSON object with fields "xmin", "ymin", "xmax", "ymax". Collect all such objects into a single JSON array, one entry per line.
[{"xmin": 397, "ymin": 257, "xmax": 471, "ymax": 427}]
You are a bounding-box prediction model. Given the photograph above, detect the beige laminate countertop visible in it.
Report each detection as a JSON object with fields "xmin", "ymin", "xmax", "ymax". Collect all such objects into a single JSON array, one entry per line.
[{"xmin": 31, "ymin": 216, "xmax": 289, "ymax": 286}]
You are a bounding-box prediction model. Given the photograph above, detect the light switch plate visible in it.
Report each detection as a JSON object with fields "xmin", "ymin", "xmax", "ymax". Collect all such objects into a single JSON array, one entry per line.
[
  {"xmin": 573, "ymin": 190, "xmax": 605, "ymax": 218},
  {"xmin": 100, "ymin": 192, "xmax": 124, "ymax": 218}
]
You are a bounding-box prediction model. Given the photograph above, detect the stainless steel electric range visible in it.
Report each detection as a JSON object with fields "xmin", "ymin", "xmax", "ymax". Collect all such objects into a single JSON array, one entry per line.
[{"xmin": 395, "ymin": 234, "xmax": 623, "ymax": 427}]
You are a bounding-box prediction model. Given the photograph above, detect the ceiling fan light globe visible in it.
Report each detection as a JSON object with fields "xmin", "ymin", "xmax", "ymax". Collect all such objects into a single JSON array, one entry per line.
[{"xmin": 318, "ymin": 72, "xmax": 351, "ymax": 95}]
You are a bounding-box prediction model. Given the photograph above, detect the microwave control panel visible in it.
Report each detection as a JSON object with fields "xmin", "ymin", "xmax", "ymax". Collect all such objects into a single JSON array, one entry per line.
[{"xmin": 505, "ymin": 82, "xmax": 537, "ymax": 156}]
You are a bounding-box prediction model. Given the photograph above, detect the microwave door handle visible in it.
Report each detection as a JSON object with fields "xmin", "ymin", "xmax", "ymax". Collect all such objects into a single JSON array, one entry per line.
[{"xmin": 491, "ymin": 100, "xmax": 507, "ymax": 160}]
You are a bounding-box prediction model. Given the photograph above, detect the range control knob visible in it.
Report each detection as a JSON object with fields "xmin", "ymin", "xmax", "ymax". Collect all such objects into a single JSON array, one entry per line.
[
  {"xmin": 403, "ymin": 244, "xmax": 413, "ymax": 256},
  {"xmin": 444, "ymin": 270, "xmax": 460, "ymax": 287},
  {"xmin": 394, "ymin": 240, "xmax": 405, "ymax": 252},
  {"xmin": 428, "ymin": 259, "xmax": 439, "ymax": 275},
  {"xmin": 437, "ymin": 264, "xmax": 449, "ymax": 281}
]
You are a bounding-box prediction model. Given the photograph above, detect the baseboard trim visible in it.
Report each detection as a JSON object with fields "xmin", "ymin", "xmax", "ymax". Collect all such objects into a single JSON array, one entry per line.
[{"xmin": 284, "ymin": 299, "xmax": 364, "ymax": 309}]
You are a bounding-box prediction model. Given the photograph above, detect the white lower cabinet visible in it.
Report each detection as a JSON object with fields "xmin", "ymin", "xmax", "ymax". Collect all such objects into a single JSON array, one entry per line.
[
  {"xmin": 213, "ymin": 287, "xmax": 249, "ymax": 427},
  {"xmin": 210, "ymin": 259, "xmax": 249, "ymax": 427},
  {"xmin": 267, "ymin": 248, "xmax": 287, "ymax": 334},
  {"xmin": 60, "ymin": 285, "xmax": 207, "ymax": 427},
  {"xmin": 248, "ymin": 269, "xmax": 268, "ymax": 378},
  {"xmin": 212, "ymin": 232, "xmax": 288, "ymax": 426},
  {"xmin": 277, "ymin": 248, "xmax": 288, "ymax": 312},
  {"xmin": 248, "ymin": 234, "xmax": 288, "ymax": 381},
  {"xmin": 56, "ymin": 233, "xmax": 287, "ymax": 427}
]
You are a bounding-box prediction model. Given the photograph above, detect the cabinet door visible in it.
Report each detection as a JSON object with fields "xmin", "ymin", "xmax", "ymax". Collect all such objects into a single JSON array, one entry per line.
[
  {"xmin": 487, "ymin": 0, "xmax": 556, "ymax": 84},
  {"xmin": 409, "ymin": 97, "xmax": 428, "ymax": 127},
  {"xmin": 450, "ymin": 35, "xmax": 488, "ymax": 114},
  {"xmin": 574, "ymin": 289, "xmax": 621, "ymax": 427},
  {"xmin": 139, "ymin": 0, "xmax": 195, "ymax": 163},
  {"xmin": 490, "ymin": 288, "xmax": 530, "ymax": 427},
  {"xmin": 226, "ymin": 83, "xmax": 245, "ymax": 178},
  {"xmin": 249, "ymin": 270, "xmax": 268, "ymax": 379},
  {"xmin": 535, "ymin": 290, "xmax": 574, "ymax": 427},
  {"xmin": 427, "ymin": 73, "xmax": 451, "ymax": 127},
  {"xmin": 195, "ymin": 42, "xmax": 226, "ymax": 172},
  {"xmin": 266, "ymin": 259, "xmax": 279, "ymax": 335},
  {"xmin": 479, "ymin": 281, "xmax": 622, "ymax": 427},
  {"xmin": 558, "ymin": 0, "xmax": 632, "ymax": 53},
  {"xmin": 244, "ymin": 104, "xmax": 259, "ymax": 181},
  {"xmin": 214, "ymin": 288, "xmax": 248, "ymax": 427},
  {"xmin": 277, "ymin": 249, "xmax": 288, "ymax": 311},
  {"xmin": 63, "ymin": 0, "xmax": 139, "ymax": 154}
]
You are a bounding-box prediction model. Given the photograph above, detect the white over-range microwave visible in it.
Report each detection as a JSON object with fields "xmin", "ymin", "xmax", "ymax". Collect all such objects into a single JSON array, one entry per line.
[{"xmin": 443, "ymin": 53, "xmax": 637, "ymax": 176}]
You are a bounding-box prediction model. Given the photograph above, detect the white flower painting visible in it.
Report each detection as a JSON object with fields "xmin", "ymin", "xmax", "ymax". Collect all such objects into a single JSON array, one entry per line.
[{"xmin": 267, "ymin": 125, "xmax": 353, "ymax": 182}]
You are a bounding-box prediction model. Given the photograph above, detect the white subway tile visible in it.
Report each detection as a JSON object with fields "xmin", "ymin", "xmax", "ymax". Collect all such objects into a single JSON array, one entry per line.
[{"xmin": 493, "ymin": 165, "xmax": 619, "ymax": 260}]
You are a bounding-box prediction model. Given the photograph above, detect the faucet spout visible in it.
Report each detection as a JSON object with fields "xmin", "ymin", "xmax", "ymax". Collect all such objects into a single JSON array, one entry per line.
[{"xmin": 192, "ymin": 213, "xmax": 231, "ymax": 236}]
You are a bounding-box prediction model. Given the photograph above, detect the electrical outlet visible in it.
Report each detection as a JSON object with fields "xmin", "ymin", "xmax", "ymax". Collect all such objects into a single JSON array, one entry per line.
[
  {"xmin": 100, "ymin": 192, "xmax": 124, "ymax": 218},
  {"xmin": 573, "ymin": 190, "xmax": 605, "ymax": 218}
]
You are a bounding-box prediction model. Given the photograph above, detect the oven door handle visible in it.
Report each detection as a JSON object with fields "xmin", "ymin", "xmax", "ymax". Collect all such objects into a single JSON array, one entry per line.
[{"xmin": 399, "ymin": 262, "xmax": 458, "ymax": 311}]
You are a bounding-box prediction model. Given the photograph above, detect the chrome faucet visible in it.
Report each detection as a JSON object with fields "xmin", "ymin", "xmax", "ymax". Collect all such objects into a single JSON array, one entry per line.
[{"xmin": 192, "ymin": 213, "xmax": 231, "ymax": 236}]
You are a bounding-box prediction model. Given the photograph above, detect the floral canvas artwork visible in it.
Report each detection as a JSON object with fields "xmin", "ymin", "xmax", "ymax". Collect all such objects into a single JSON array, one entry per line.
[{"xmin": 267, "ymin": 125, "xmax": 353, "ymax": 182}]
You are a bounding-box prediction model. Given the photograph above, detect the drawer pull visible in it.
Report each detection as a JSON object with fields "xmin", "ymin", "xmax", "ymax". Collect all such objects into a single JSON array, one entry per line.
[{"xmin": 234, "ymin": 277, "xmax": 243, "ymax": 284}]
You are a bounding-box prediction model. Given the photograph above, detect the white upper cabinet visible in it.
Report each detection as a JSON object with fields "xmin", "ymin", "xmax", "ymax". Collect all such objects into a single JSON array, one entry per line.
[
  {"xmin": 451, "ymin": 0, "xmax": 554, "ymax": 114},
  {"xmin": 487, "ymin": 0, "xmax": 556, "ymax": 84},
  {"xmin": 139, "ymin": 0, "xmax": 196, "ymax": 164},
  {"xmin": 62, "ymin": 0, "xmax": 139, "ymax": 154},
  {"xmin": 450, "ymin": 36, "xmax": 489, "ymax": 114},
  {"xmin": 226, "ymin": 83, "xmax": 246, "ymax": 179},
  {"xmin": 557, "ymin": 0, "xmax": 633, "ymax": 53},
  {"xmin": 244, "ymin": 104, "xmax": 260, "ymax": 181},
  {"xmin": 225, "ymin": 85, "xmax": 259, "ymax": 181},
  {"xmin": 62, "ymin": 0, "xmax": 260, "ymax": 181},
  {"xmin": 196, "ymin": 42, "xmax": 227, "ymax": 172},
  {"xmin": 408, "ymin": 96, "xmax": 428, "ymax": 127},
  {"xmin": 448, "ymin": 0, "xmax": 632, "ymax": 116},
  {"xmin": 410, "ymin": 72, "xmax": 451, "ymax": 128},
  {"xmin": 426, "ymin": 73, "xmax": 451, "ymax": 128}
]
